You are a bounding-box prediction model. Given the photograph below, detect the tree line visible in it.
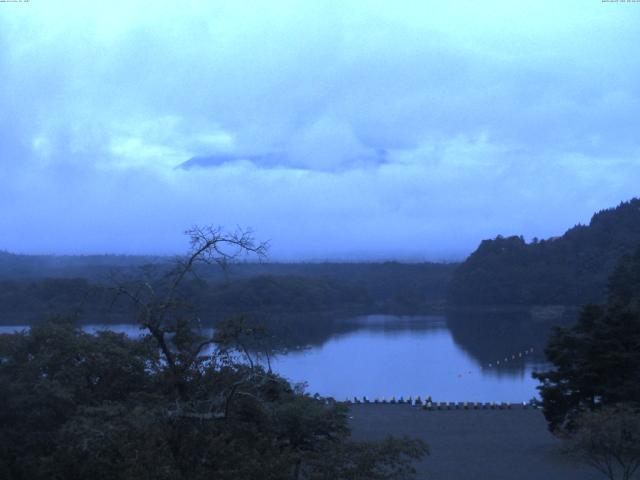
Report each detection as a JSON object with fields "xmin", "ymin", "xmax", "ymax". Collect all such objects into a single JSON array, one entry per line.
[
  {"xmin": 448, "ymin": 198, "xmax": 640, "ymax": 306},
  {"xmin": 0, "ymin": 258, "xmax": 455, "ymax": 325}
]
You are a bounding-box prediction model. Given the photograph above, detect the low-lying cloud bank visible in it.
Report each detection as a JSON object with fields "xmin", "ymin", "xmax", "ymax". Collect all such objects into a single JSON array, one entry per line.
[{"xmin": 1, "ymin": 1, "xmax": 639, "ymax": 259}]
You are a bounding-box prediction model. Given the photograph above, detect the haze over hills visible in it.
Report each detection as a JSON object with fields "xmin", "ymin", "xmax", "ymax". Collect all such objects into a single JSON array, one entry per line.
[
  {"xmin": 448, "ymin": 197, "xmax": 640, "ymax": 307},
  {"xmin": 2, "ymin": 197, "xmax": 639, "ymax": 317}
]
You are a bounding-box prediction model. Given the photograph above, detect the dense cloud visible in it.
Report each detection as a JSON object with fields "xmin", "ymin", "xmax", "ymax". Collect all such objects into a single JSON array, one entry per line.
[{"xmin": 1, "ymin": 1, "xmax": 639, "ymax": 259}]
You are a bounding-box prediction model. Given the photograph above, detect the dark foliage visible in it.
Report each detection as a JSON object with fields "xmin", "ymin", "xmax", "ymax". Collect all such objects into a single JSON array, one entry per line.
[
  {"xmin": 449, "ymin": 198, "xmax": 640, "ymax": 306},
  {"xmin": 534, "ymin": 247, "xmax": 640, "ymax": 431},
  {"xmin": 0, "ymin": 319, "xmax": 427, "ymax": 479},
  {"xmin": 0, "ymin": 227, "xmax": 428, "ymax": 479},
  {"xmin": 562, "ymin": 404, "xmax": 640, "ymax": 480}
]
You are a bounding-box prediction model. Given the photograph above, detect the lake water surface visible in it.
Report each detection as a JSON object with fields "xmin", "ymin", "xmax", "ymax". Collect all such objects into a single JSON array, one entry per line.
[
  {"xmin": 271, "ymin": 315, "xmax": 546, "ymax": 403},
  {"xmin": 0, "ymin": 313, "xmax": 549, "ymax": 403}
]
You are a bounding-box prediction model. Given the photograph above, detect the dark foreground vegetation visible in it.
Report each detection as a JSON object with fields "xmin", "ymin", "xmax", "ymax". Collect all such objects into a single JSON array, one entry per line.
[
  {"xmin": 535, "ymin": 246, "xmax": 640, "ymax": 430},
  {"xmin": 0, "ymin": 227, "xmax": 427, "ymax": 480},
  {"xmin": 0, "ymin": 320, "xmax": 426, "ymax": 480},
  {"xmin": 534, "ymin": 246, "xmax": 640, "ymax": 479}
]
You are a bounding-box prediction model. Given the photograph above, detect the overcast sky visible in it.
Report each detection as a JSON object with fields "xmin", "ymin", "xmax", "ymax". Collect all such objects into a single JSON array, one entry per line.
[{"xmin": 1, "ymin": 1, "xmax": 639, "ymax": 260}]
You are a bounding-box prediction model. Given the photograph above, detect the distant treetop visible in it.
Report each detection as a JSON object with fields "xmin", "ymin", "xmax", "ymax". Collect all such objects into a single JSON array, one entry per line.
[{"xmin": 448, "ymin": 197, "xmax": 640, "ymax": 306}]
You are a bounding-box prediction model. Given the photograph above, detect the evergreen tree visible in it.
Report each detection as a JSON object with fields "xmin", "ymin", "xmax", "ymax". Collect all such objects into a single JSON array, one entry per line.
[{"xmin": 534, "ymin": 247, "xmax": 640, "ymax": 431}]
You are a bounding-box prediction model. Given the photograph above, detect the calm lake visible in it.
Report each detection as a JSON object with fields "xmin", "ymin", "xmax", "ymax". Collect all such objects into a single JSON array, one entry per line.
[{"xmin": 0, "ymin": 313, "xmax": 551, "ymax": 403}]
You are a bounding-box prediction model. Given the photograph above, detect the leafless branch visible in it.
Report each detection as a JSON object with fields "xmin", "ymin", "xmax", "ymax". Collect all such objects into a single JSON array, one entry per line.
[{"xmin": 108, "ymin": 225, "xmax": 267, "ymax": 397}]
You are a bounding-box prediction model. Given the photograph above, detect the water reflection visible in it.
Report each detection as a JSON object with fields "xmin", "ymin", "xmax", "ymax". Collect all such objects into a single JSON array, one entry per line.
[
  {"xmin": 0, "ymin": 311, "xmax": 568, "ymax": 402},
  {"xmin": 271, "ymin": 314, "xmax": 546, "ymax": 402},
  {"xmin": 445, "ymin": 308, "xmax": 576, "ymax": 375}
]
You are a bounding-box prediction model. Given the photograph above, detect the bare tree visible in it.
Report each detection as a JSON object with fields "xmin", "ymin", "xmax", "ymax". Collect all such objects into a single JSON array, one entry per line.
[
  {"xmin": 111, "ymin": 225, "xmax": 268, "ymax": 399},
  {"xmin": 562, "ymin": 404, "xmax": 640, "ymax": 480}
]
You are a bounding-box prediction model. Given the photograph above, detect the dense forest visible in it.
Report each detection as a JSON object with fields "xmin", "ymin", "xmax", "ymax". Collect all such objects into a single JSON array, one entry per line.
[
  {"xmin": 0, "ymin": 259, "xmax": 455, "ymax": 326},
  {"xmin": 448, "ymin": 198, "xmax": 640, "ymax": 306}
]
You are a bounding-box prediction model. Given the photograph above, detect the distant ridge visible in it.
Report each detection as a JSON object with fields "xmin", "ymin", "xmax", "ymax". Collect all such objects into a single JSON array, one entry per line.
[
  {"xmin": 448, "ymin": 197, "xmax": 640, "ymax": 306},
  {"xmin": 176, "ymin": 149, "xmax": 388, "ymax": 171},
  {"xmin": 176, "ymin": 153, "xmax": 284, "ymax": 170}
]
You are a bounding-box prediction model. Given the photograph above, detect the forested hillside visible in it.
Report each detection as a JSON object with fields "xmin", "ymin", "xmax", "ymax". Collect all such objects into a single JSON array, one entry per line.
[
  {"xmin": 0, "ymin": 262, "xmax": 456, "ymax": 325},
  {"xmin": 448, "ymin": 198, "xmax": 640, "ymax": 306}
]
